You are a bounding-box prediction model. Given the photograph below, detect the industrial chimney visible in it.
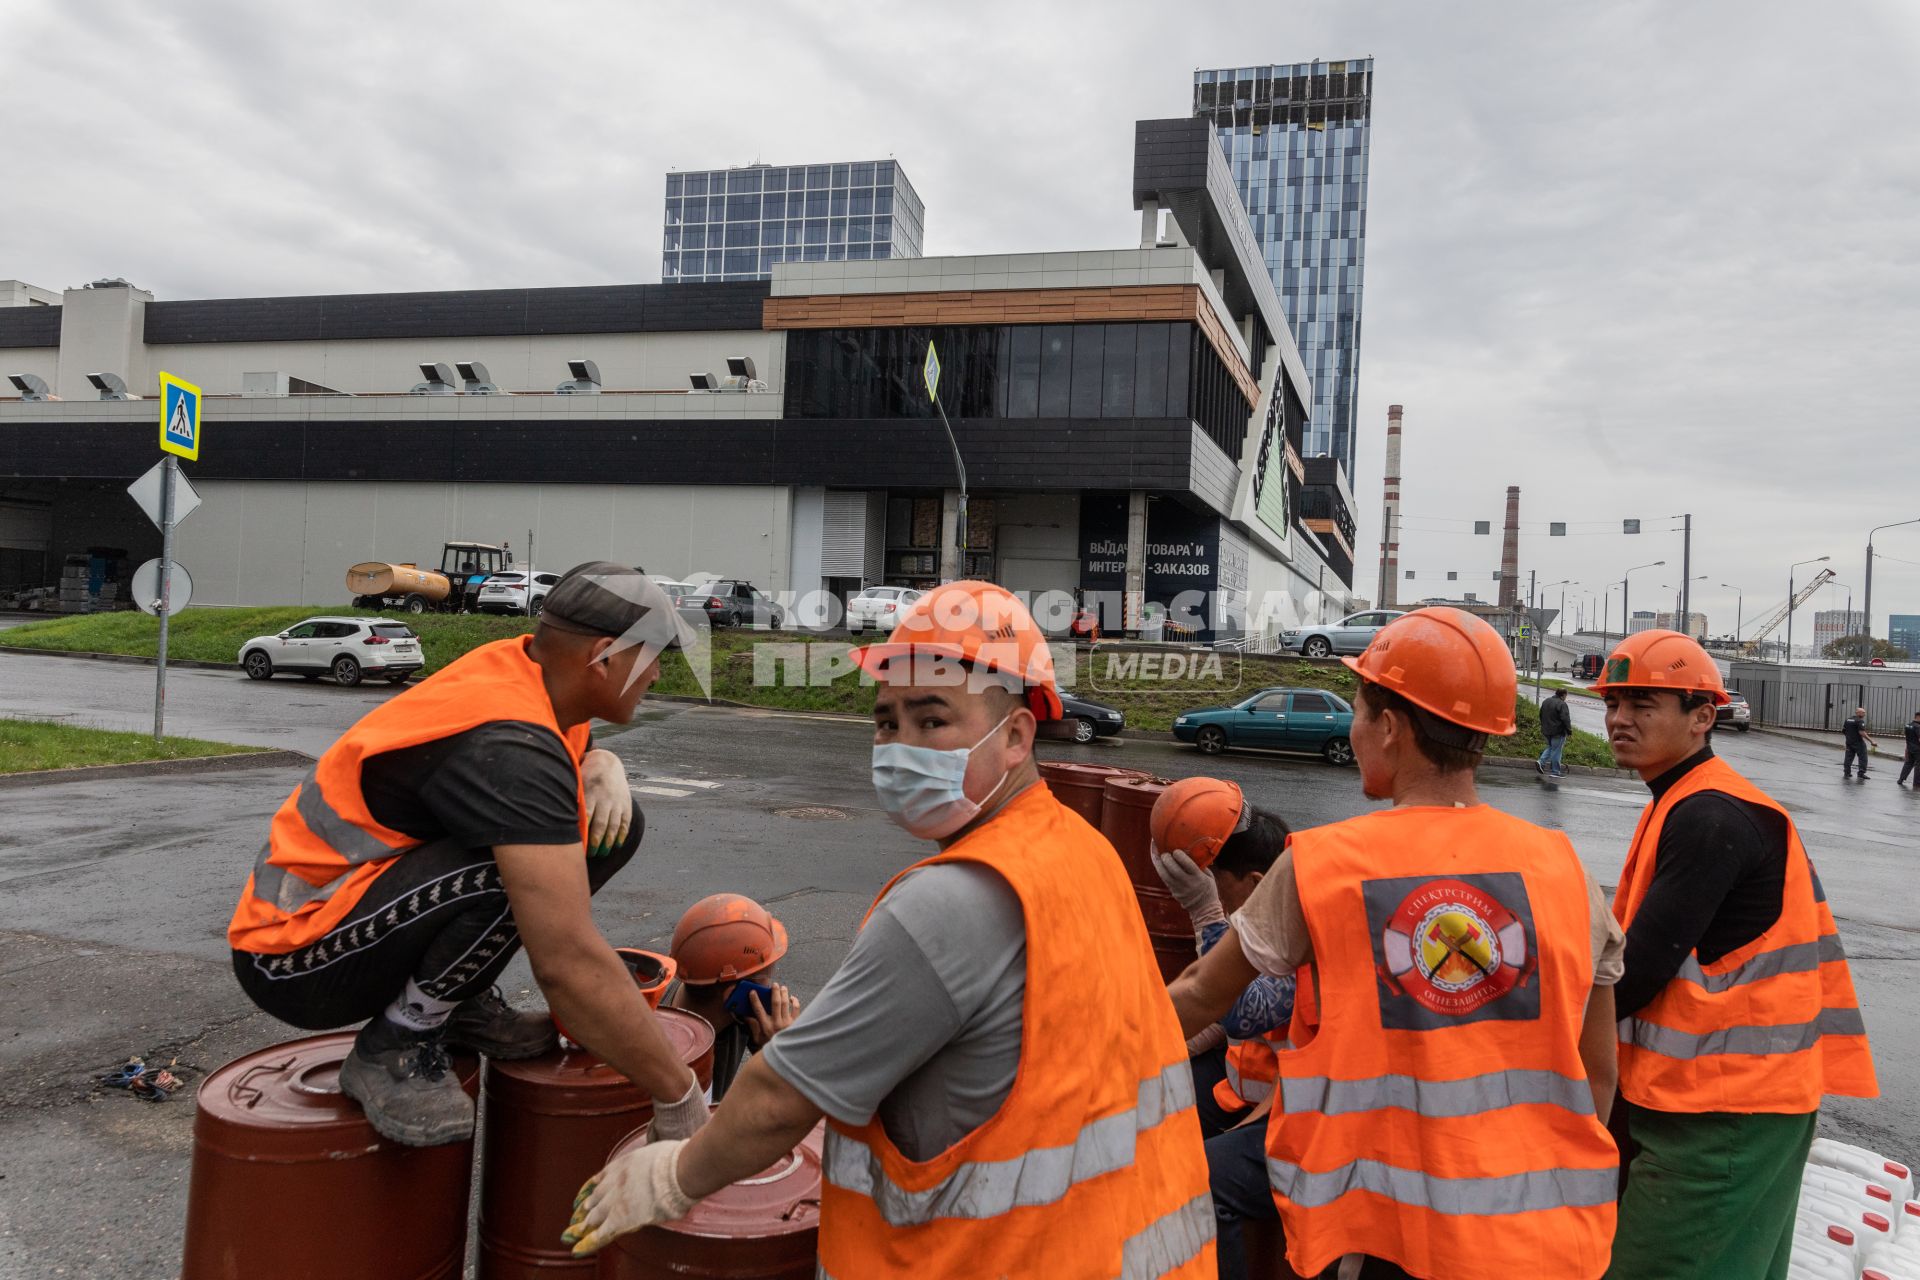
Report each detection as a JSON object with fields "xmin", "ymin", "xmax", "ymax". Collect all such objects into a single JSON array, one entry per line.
[
  {"xmin": 1378, "ymin": 405, "xmax": 1403, "ymax": 609},
  {"xmin": 1498, "ymin": 485, "xmax": 1521, "ymax": 608}
]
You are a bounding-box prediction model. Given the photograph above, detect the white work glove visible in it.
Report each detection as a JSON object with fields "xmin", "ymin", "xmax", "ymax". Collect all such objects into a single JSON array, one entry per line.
[
  {"xmin": 1186, "ymin": 1022, "xmax": 1228, "ymax": 1057},
  {"xmin": 649, "ymin": 1077, "xmax": 711, "ymax": 1141},
  {"xmin": 582, "ymin": 750, "xmax": 635, "ymax": 858},
  {"xmin": 565, "ymin": 1138, "xmax": 695, "ymax": 1256},
  {"xmin": 1151, "ymin": 845, "xmax": 1226, "ymax": 933}
]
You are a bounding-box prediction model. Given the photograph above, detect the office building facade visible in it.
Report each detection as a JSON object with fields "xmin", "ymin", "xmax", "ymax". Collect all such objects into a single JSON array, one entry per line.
[
  {"xmin": 1814, "ymin": 609, "xmax": 1867, "ymax": 658},
  {"xmin": 1890, "ymin": 613, "xmax": 1920, "ymax": 659},
  {"xmin": 662, "ymin": 161, "xmax": 924, "ymax": 283},
  {"xmin": 1194, "ymin": 58, "xmax": 1373, "ymax": 475}
]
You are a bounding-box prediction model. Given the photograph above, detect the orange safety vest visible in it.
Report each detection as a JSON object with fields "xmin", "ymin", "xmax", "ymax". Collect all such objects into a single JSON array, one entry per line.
[
  {"xmin": 228, "ymin": 637, "xmax": 591, "ymax": 954},
  {"xmin": 1612, "ymin": 754, "xmax": 1877, "ymax": 1113},
  {"xmin": 817, "ymin": 783, "xmax": 1215, "ymax": 1279},
  {"xmin": 1268, "ymin": 806, "xmax": 1618, "ymax": 1280},
  {"xmin": 1215, "ymin": 1032, "xmax": 1282, "ymax": 1112}
]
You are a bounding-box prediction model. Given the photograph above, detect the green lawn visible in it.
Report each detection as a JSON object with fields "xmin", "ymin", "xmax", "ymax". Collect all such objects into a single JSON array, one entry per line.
[
  {"xmin": 3, "ymin": 609, "xmax": 1615, "ymax": 767},
  {"xmin": 0, "ymin": 718, "xmax": 263, "ymax": 774}
]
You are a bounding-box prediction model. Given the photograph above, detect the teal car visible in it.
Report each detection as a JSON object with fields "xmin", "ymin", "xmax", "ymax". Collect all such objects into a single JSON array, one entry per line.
[{"xmin": 1170, "ymin": 686, "xmax": 1356, "ymax": 765}]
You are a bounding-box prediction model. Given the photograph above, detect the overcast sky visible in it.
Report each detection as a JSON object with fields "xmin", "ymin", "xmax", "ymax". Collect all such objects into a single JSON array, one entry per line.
[{"xmin": 5, "ymin": 0, "xmax": 1918, "ymax": 638}]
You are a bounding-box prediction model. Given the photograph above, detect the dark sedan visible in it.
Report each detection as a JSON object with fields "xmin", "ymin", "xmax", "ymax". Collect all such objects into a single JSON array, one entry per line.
[
  {"xmin": 673, "ymin": 579, "xmax": 785, "ymax": 629},
  {"xmin": 1171, "ymin": 686, "xmax": 1356, "ymax": 764},
  {"xmin": 1059, "ymin": 693, "xmax": 1125, "ymax": 744}
]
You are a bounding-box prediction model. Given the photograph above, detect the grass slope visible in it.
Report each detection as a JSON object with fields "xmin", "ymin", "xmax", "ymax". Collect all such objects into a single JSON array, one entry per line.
[
  {"xmin": 5, "ymin": 608, "xmax": 1614, "ymax": 766},
  {"xmin": 0, "ymin": 718, "xmax": 262, "ymax": 773}
]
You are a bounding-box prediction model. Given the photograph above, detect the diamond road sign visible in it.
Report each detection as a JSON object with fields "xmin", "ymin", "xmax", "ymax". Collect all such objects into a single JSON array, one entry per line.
[
  {"xmin": 128, "ymin": 458, "xmax": 201, "ymax": 529},
  {"xmin": 159, "ymin": 371, "xmax": 202, "ymax": 460},
  {"xmin": 923, "ymin": 342, "xmax": 941, "ymax": 403}
]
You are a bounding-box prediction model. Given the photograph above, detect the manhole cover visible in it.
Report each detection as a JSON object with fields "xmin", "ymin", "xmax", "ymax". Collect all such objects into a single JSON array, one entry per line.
[{"xmin": 774, "ymin": 806, "xmax": 850, "ymax": 821}]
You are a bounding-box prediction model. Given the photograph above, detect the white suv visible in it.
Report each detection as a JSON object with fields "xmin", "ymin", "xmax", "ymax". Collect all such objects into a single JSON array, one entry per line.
[
  {"xmin": 846, "ymin": 586, "xmax": 924, "ymax": 635},
  {"xmin": 478, "ymin": 569, "xmax": 561, "ymax": 616},
  {"xmin": 239, "ymin": 617, "xmax": 424, "ymax": 687}
]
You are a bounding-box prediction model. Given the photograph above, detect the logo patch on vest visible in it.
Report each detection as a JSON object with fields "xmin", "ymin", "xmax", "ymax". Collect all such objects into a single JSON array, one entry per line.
[{"xmin": 1364, "ymin": 873, "xmax": 1541, "ymax": 1029}]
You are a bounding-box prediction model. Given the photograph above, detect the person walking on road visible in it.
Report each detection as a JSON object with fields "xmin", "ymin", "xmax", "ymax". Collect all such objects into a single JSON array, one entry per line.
[
  {"xmin": 1594, "ymin": 631, "xmax": 1878, "ymax": 1280},
  {"xmin": 1165, "ymin": 608, "xmax": 1625, "ymax": 1280},
  {"xmin": 1539, "ymin": 686, "xmax": 1573, "ymax": 777},
  {"xmin": 567, "ymin": 581, "xmax": 1216, "ymax": 1277},
  {"xmin": 1843, "ymin": 706, "xmax": 1876, "ymax": 779},
  {"xmin": 226, "ymin": 562, "xmax": 710, "ymax": 1148},
  {"xmin": 1900, "ymin": 710, "xmax": 1920, "ymax": 786}
]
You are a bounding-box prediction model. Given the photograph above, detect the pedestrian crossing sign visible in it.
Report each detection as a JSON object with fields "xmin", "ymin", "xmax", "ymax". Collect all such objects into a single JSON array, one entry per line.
[{"xmin": 159, "ymin": 372, "xmax": 202, "ymax": 460}]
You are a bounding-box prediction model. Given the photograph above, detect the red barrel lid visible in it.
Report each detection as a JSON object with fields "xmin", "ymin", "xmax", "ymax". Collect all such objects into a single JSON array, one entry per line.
[
  {"xmin": 1102, "ymin": 775, "xmax": 1169, "ymax": 805},
  {"xmin": 489, "ymin": 1008, "xmax": 715, "ymax": 1111},
  {"xmin": 195, "ymin": 1031, "xmax": 477, "ymax": 1160},
  {"xmin": 611, "ymin": 1122, "xmax": 823, "ymax": 1241}
]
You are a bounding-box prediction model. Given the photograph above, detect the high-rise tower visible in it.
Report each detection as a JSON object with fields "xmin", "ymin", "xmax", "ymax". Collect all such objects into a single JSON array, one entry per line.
[
  {"xmin": 1379, "ymin": 404, "xmax": 1403, "ymax": 608},
  {"xmin": 1499, "ymin": 486, "xmax": 1521, "ymax": 608}
]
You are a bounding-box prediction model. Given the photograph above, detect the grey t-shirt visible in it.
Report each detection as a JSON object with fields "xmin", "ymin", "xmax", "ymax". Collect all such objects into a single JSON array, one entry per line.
[{"xmin": 759, "ymin": 862, "xmax": 1026, "ymax": 1162}]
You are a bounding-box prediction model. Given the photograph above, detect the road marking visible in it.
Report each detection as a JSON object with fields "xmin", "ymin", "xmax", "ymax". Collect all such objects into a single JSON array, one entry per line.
[
  {"xmin": 631, "ymin": 785, "xmax": 694, "ymax": 798},
  {"xmin": 645, "ymin": 777, "xmax": 721, "ymax": 789}
]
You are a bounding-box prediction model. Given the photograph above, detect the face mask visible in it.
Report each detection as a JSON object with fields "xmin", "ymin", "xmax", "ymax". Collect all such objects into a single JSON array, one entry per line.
[{"xmin": 871, "ymin": 712, "xmax": 1013, "ymax": 840}]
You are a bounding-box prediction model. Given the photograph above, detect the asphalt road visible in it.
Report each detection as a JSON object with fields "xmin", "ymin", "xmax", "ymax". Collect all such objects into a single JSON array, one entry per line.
[{"xmin": 2, "ymin": 658, "xmax": 1917, "ymax": 1277}]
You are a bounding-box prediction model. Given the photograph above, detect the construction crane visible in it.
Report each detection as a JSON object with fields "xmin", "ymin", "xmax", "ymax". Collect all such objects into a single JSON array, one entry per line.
[{"xmin": 1739, "ymin": 568, "xmax": 1836, "ymax": 657}]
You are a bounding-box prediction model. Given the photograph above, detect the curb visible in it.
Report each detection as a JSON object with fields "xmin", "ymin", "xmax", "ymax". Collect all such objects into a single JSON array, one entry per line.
[
  {"xmin": 1747, "ymin": 724, "xmax": 1904, "ymax": 760},
  {"xmin": 0, "ymin": 748, "xmax": 312, "ymax": 790},
  {"xmin": 0, "ymin": 645, "xmax": 239, "ymax": 673},
  {"xmin": 1479, "ymin": 754, "xmax": 1635, "ymax": 780}
]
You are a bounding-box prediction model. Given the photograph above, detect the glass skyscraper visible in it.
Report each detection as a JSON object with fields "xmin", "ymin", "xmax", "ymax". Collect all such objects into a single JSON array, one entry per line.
[
  {"xmin": 662, "ymin": 160, "xmax": 924, "ymax": 283},
  {"xmin": 1195, "ymin": 59, "xmax": 1373, "ymax": 474}
]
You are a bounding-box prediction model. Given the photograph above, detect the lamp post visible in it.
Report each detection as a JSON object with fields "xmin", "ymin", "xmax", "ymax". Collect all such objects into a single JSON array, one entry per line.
[
  {"xmin": 1863, "ymin": 518, "xmax": 1920, "ymax": 665},
  {"xmin": 1622, "ymin": 560, "xmax": 1665, "ymax": 642},
  {"xmin": 1787, "ymin": 556, "xmax": 1831, "ymax": 664},
  {"xmin": 1824, "ymin": 580, "xmax": 1856, "ymax": 661},
  {"xmin": 1544, "ymin": 579, "xmax": 1575, "ymax": 638},
  {"xmin": 1721, "ymin": 583, "xmax": 1743, "ymax": 642}
]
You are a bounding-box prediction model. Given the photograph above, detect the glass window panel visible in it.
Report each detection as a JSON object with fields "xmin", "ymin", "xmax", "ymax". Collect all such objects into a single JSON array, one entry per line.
[
  {"xmin": 684, "ymin": 172, "xmax": 708, "ymax": 197},
  {"xmin": 764, "ymin": 222, "xmax": 786, "ymax": 247},
  {"xmin": 1166, "ymin": 325, "xmax": 1191, "ymax": 416},
  {"xmin": 1070, "ymin": 324, "xmax": 1103, "ymax": 417},
  {"xmin": 852, "ymin": 161, "xmax": 875, "ymax": 185},
  {"xmin": 850, "ymin": 188, "xmax": 874, "ymax": 216},
  {"xmin": 848, "ymin": 242, "xmax": 872, "ymax": 260},
  {"xmin": 705, "ymin": 250, "xmax": 724, "ymax": 274},
  {"xmin": 807, "ymin": 165, "xmax": 831, "ymax": 189},
  {"xmin": 727, "ymin": 193, "xmax": 761, "ymax": 221},
  {"xmin": 830, "ymin": 189, "xmax": 848, "ymax": 217},
  {"xmin": 666, "ymin": 173, "xmax": 683, "ymax": 197},
  {"xmin": 805, "ymin": 189, "xmax": 829, "ymax": 217},
  {"xmin": 1135, "ymin": 323, "xmax": 1169, "ymax": 416},
  {"xmin": 828, "ymin": 243, "xmax": 846, "ymax": 261},
  {"xmin": 848, "ymin": 216, "xmax": 872, "ymax": 241},
  {"xmin": 872, "ymin": 216, "xmax": 892, "ymax": 243},
  {"xmin": 876, "ymin": 160, "xmax": 895, "ymax": 184},
  {"xmin": 664, "ymin": 197, "xmax": 682, "ymax": 226},
  {"xmin": 831, "ymin": 163, "xmax": 850, "ymax": 186},
  {"xmin": 725, "ymin": 223, "xmax": 758, "ymax": 247},
  {"xmin": 872, "ymin": 243, "xmax": 890, "ymax": 259},
  {"xmin": 663, "ymin": 228, "xmax": 680, "ymax": 252},
  {"xmin": 1101, "ymin": 324, "xmax": 1136, "ymax": 416},
  {"xmin": 802, "ymin": 244, "xmax": 826, "ymax": 261},
  {"xmin": 759, "ymin": 192, "xmax": 783, "ymax": 220},
  {"xmin": 760, "ymin": 249, "xmax": 780, "ymax": 274},
  {"xmin": 875, "ymin": 189, "xmax": 894, "ymax": 215},
  {"xmin": 706, "ymin": 196, "xmax": 726, "ymax": 222},
  {"xmin": 804, "ymin": 219, "xmax": 827, "ymax": 245},
  {"xmin": 728, "ymin": 169, "xmax": 761, "ymax": 193},
  {"xmin": 1038, "ymin": 325, "xmax": 1072, "ymax": 417},
  {"xmin": 763, "ymin": 169, "xmax": 786, "ymax": 192},
  {"xmin": 829, "ymin": 218, "xmax": 847, "ymax": 245},
  {"xmin": 1008, "ymin": 326, "xmax": 1041, "ymax": 417},
  {"xmin": 725, "ymin": 249, "xmax": 756, "ymax": 274},
  {"xmin": 682, "ymin": 225, "xmax": 706, "ymax": 251}
]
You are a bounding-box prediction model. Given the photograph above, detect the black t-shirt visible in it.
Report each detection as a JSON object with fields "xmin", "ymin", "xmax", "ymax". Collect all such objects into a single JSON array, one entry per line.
[
  {"xmin": 359, "ymin": 722, "xmax": 581, "ymax": 850},
  {"xmin": 1614, "ymin": 746, "xmax": 1789, "ymax": 1018},
  {"xmin": 1843, "ymin": 718, "xmax": 1867, "ymax": 746}
]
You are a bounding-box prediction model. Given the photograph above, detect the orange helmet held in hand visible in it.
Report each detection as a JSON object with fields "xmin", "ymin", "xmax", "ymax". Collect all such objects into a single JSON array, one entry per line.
[
  {"xmin": 669, "ymin": 893, "xmax": 789, "ymax": 985},
  {"xmin": 1342, "ymin": 607, "xmax": 1518, "ymax": 736},
  {"xmin": 1150, "ymin": 777, "xmax": 1249, "ymax": 869},
  {"xmin": 852, "ymin": 579, "xmax": 1064, "ymax": 721},
  {"xmin": 1592, "ymin": 630, "xmax": 1730, "ymax": 705}
]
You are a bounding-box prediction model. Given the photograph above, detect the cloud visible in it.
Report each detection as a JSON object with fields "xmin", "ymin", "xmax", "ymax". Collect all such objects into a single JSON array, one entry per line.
[{"xmin": 3, "ymin": 0, "xmax": 1916, "ymax": 630}]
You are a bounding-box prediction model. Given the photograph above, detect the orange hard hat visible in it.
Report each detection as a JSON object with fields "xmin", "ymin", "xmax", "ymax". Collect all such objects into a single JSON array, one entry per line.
[
  {"xmin": 1592, "ymin": 630, "xmax": 1730, "ymax": 705},
  {"xmin": 1341, "ymin": 607, "xmax": 1518, "ymax": 737},
  {"xmin": 1151, "ymin": 777, "xmax": 1249, "ymax": 869},
  {"xmin": 669, "ymin": 893, "xmax": 789, "ymax": 985},
  {"xmin": 852, "ymin": 579, "xmax": 1064, "ymax": 721}
]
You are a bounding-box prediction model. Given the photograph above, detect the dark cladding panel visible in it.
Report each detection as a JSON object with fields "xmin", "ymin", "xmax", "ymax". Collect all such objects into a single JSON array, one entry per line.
[{"xmin": 0, "ymin": 306, "xmax": 62, "ymax": 348}]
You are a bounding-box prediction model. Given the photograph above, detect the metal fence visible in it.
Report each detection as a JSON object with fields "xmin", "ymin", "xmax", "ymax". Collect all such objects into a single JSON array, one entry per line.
[{"xmin": 1732, "ymin": 677, "xmax": 1920, "ymax": 733}]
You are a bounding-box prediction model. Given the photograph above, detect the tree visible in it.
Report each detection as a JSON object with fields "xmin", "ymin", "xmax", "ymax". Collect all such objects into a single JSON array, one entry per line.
[{"xmin": 1822, "ymin": 634, "xmax": 1910, "ymax": 662}]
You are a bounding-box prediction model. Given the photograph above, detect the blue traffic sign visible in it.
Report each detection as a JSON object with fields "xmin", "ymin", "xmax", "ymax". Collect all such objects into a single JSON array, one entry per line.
[{"xmin": 159, "ymin": 372, "xmax": 202, "ymax": 460}]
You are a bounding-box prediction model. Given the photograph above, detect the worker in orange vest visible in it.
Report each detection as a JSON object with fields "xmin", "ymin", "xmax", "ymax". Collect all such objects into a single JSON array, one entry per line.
[
  {"xmin": 568, "ymin": 581, "xmax": 1216, "ymax": 1277},
  {"xmin": 660, "ymin": 893, "xmax": 800, "ymax": 1102},
  {"xmin": 1594, "ymin": 631, "xmax": 1877, "ymax": 1279},
  {"xmin": 1149, "ymin": 777, "xmax": 1296, "ymax": 1137},
  {"xmin": 1168, "ymin": 607, "xmax": 1625, "ymax": 1280},
  {"xmin": 226, "ymin": 563, "xmax": 710, "ymax": 1148}
]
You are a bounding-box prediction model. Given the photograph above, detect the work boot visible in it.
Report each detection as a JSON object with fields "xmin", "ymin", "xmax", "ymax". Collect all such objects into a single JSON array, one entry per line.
[
  {"xmin": 338, "ymin": 1019, "xmax": 473, "ymax": 1147},
  {"xmin": 442, "ymin": 986, "xmax": 557, "ymax": 1060}
]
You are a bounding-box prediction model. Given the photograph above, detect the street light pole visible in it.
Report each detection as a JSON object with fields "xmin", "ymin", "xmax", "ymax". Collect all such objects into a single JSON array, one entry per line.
[
  {"xmin": 1721, "ymin": 583, "xmax": 1743, "ymax": 642},
  {"xmin": 1623, "ymin": 560, "xmax": 1665, "ymax": 642},
  {"xmin": 1863, "ymin": 517, "xmax": 1920, "ymax": 666},
  {"xmin": 1787, "ymin": 555, "xmax": 1831, "ymax": 665}
]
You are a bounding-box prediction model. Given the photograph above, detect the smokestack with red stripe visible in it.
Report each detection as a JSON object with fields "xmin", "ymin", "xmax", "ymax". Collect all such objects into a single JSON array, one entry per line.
[
  {"xmin": 1499, "ymin": 485, "xmax": 1521, "ymax": 608},
  {"xmin": 1379, "ymin": 405, "xmax": 1403, "ymax": 608}
]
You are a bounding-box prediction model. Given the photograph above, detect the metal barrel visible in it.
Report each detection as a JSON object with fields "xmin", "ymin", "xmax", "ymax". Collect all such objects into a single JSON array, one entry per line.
[
  {"xmin": 478, "ymin": 1008, "xmax": 717, "ymax": 1278},
  {"xmin": 181, "ymin": 1032, "xmax": 479, "ymax": 1280},
  {"xmin": 597, "ymin": 1121, "xmax": 823, "ymax": 1279},
  {"xmin": 1099, "ymin": 776, "xmax": 1200, "ymax": 982},
  {"xmin": 1037, "ymin": 761, "xmax": 1146, "ymax": 827}
]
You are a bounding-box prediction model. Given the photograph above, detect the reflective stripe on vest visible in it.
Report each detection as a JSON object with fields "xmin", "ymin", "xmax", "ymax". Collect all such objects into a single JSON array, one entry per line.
[
  {"xmin": 1266, "ymin": 1156, "xmax": 1618, "ymax": 1217},
  {"xmin": 1280, "ymin": 1067, "xmax": 1595, "ymax": 1121},
  {"xmin": 822, "ymin": 1060, "xmax": 1194, "ymax": 1228},
  {"xmin": 1619, "ymin": 1006, "xmax": 1868, "ymax": 1060},
  {"xmin": 1222, "ymin": 1045, "xmax": 1274, "ymax": 1106},
  {"xmin": 815, "ymin": 1191, "xmax": 1215, "ymax": 1280},
  {"xmin": 249, "ymin": 769, "xmax": 409, "ymax": 912},
  {"xmin": 1669, "ymin": 933, "xmax": 1846, "ymax": 994}
]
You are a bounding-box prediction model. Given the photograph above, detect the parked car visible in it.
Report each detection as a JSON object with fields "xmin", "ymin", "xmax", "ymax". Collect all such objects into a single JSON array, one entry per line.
[
  {"xmin": 650, "ymin": 577, "xmax": 698, "ymax": 599},
  {"xmin": 1280, "ymin": 610, "xmax": 1407, "ymax": 659},
  {"xmin": 1059, "ymin": 693, "xmax": 1125, "ymax": 743},
  {"xmin": 675, "ymin": 579, "xmax": 785, "ymax": 628},
  {"xmin": 846, "ymin": 586, "xmax": 924, "ymax": 634},
  {"xmin": 1716, "ymin": 690, "xmax": 1753, "ymax": 732},
  {"xmin": 1171, "ymin": 686, "xmax": 1356, "ymax": 764},
  {"xmin": 476, "ymin": 568, "xmax": 561, "ymax": 616},
  {"xmin": 239, "ymin": 617, "xmax": 424, "ymax": 687}
]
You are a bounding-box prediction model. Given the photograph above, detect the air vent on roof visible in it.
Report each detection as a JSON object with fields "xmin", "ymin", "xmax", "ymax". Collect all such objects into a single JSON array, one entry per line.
[
  {"xmin": 456, "ymin": 360, "xmax": 506, "ymax": 395},
  {"xmin": 7, "ymin": 373, "xmax": 55, "ymax": 401},
  {"xmin": 556, "ymin": 359, "xmax": 601, "ymax": 395},
  {"xmin": 85, "ymin": 371, "xmax": 138, "ymax": 401},
  {"xmin": 411, "ymin": 362, "xmax": 458, "ymax": 395}
]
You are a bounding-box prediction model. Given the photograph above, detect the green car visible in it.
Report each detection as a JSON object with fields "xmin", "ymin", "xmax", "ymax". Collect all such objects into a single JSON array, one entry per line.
[{"xmin": 1170, "ymin": 686, "xmax": 1357, "ymax": 765}]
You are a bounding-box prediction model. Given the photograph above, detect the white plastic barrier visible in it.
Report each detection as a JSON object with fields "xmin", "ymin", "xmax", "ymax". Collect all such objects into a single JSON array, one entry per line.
[{"xmin": 1809, "ymin": 1138, "xmax": 1916, "ymax": 1204}]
